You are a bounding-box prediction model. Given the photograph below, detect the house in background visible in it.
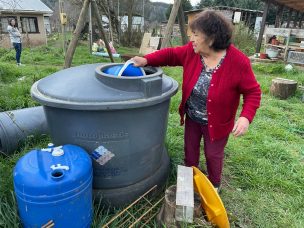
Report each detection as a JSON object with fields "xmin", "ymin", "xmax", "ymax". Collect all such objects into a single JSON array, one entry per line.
[
  {"xmin": 0, "ymin": 0, "xmax": 53, "ymax": 48},
  {"xmin": 120, "ymin": 13, "xmax": 144, "ymax": 32}
]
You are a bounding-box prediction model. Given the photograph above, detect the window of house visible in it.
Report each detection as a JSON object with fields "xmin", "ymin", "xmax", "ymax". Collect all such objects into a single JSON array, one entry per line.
[
  {"xmin": 0, "ymin": 16, "xmax": 18, "ymax": 33},
  {"xmin": 20, "ymin": 17, "xmax": 39, "ymax": 33}
]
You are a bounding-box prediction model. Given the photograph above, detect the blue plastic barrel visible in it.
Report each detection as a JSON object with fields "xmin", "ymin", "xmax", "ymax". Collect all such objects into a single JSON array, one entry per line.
[{"xmin": 13, "ymin": 144, "xmax": 93, "ymax": 228}]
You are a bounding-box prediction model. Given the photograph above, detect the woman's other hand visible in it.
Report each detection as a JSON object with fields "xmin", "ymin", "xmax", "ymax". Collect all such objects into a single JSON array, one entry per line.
[
  {"xmin": 232, "ymin": 117, "xmax": 249, "ymax": 137},
  {"xmin": 132, "ymin": 56, "xmax": 147, "ymax": 67}
]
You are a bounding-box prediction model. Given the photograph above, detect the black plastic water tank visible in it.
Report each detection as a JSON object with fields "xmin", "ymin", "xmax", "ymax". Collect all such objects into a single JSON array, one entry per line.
[{"xmin": 31, "ymin": 63, "xmax": 178, "ymax": 207}]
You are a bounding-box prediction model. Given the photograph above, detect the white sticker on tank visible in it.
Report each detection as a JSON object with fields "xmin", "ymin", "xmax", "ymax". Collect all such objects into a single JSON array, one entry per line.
[
  {"xmin": 50, "ymin": 164, "xmax": 70, "ymax": 171},
  {"xmin": 92, "ymin": 145, "xmax": 115, "ymax": 166}
]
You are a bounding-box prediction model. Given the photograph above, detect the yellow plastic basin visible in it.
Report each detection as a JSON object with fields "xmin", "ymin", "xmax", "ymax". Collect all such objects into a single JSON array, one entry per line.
[{"xmin": 193, "ymin": 166, "xmax": 230, "ymax": 228}]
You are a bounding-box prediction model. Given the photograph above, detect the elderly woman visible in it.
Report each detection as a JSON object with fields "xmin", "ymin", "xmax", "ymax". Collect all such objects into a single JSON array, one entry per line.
[
  {"xmin": 7, "ymin": 18, "xmax": 23, "ymax": 66},
  {"xmin": 133, "ymin": 10, "xmax": 261, "ymax": 192}
]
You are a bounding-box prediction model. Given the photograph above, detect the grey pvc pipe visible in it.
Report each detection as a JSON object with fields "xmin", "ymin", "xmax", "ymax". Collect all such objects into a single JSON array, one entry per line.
[{"xmin": 0, "ymin": 106, "xmax": 48, "ymax": 155}]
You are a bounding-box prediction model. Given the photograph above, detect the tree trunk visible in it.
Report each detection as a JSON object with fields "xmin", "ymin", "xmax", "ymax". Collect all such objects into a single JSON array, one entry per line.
[
  {"xmin": 127, "ymin": 0, "xmax": 135, "ymax": 46},
  {"xmin": 270, "ymin": 78, "xmax": 297, "ymax": 99},
  {"xmin": 275, "ymin": 5, "xmax": 284, "ymax": 28},
  {"xmin": 161, "ymin": 0, "xmax": 181, "ymax": 49},
  {"xmin": 64, "ymin": 0, "xmax": 90, "ymax": 69},
  {"xmin": 91, "ymin": 0, "xmax": 114, "ymax": 62},
  {"xmin": 108, "ymin": 0, "xmax": 120, "ymax": 45},
  {"xmin": 286, "ymin": 8, "xmax": 293, "ymax": 28},
  {"xmin": 294, "ymin": 11, "xmax": 299, "ymax": 28},
  {"xmin": 177, "ymin": 4, "xmax": 188, "ymax": 45}
]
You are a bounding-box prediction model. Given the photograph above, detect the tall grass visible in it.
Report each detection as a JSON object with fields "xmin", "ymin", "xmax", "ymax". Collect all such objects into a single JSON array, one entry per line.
[{"xmin": 232, "ymin": 23, "xmax": 257, "ymax": 56}]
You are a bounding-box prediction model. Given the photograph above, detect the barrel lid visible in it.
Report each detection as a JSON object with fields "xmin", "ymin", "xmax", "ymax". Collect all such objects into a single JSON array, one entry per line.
[
  {"xmin": 13, "ymin": 144, "xmax": 92, "ymax": 199},
  {"xmin": 31, "ymin": 63, "xmax": 178, "ymax": 110}
]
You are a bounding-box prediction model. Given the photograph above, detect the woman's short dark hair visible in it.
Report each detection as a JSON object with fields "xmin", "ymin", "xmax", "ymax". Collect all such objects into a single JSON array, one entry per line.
[
  {"xmin": 190, "ymin": 10, "xmax": 232, "ymax": 51},
  {"xmin": 8, "ymin": 18, "xmax": 16, "ymax": 27}
]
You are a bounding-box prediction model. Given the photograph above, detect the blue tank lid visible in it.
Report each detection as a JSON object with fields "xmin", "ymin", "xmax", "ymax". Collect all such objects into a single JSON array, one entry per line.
[
  {"xmin": 14, "ymin": 144, "xmax": 92, "ymax": 200},
  {"xmin": 103, "ymin": 64, "xmax": 144, "ymax": 77}
]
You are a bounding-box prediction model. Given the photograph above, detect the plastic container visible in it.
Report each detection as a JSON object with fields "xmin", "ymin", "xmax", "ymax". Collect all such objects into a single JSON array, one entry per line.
[
  {"xmin": 0, "ymin": 106, "xmax": 48, "ymax": 155},
  {"xmin": 31, "ymin": 63, "xmax": 178, "ymax": 207},
  {"xmin": 266, "ymin": 48, "xmax": 279, "ymax": 58},
  {"xmin": 103, "ymin": 60, "xmax": 145, "ymax": 77},
  {"xmin": 259, "ymin": 53, "xmax": 268, "ymax": 59},
  {"xmin": 193, "ymin": 167, "xmax": 229, "ymax": 228},
  {"xmin": 13, "ymin": 144, "xmax": 93, "ymax": 228}
]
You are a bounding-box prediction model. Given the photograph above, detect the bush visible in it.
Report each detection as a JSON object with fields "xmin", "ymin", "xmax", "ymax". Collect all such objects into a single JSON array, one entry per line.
[
  {"xmin": 0, "ymin": 63, "xmax": 22, "ymax": 83},
  {"xmin": 120, "ymin": 29, "xmax": 143, "ymax": 48},
  {"xmin": 232, "ymin": 23, "xmax": 256, "ymax": 56},
  {"xmin": 0, "ymin": 50, "xmax": 16, "ymax": 62}
]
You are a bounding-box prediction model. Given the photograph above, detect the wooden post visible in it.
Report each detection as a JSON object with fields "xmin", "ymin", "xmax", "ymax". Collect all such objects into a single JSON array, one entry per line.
[
  {"xmin": 91, "ymin": 0, "xmax": 114, "ymax": 62},
  {"xmin": 177, "ymin": 4, "xmax": 188, "ymax": 45},
  {"xmin": 283, "ymin": 29, "xmax": 291, "ymax": 61},
  {"xmin": 270, "ymin": 78, "xmax": 297, "ymax": 99},
  {"xmin": 175, "ymin": 165, "xmax": 194, "ymax": 223},
  {"xmin": 59, "ymin": 0, "xmax": 67, "ymax": 55},
  {"xmin": 255, "ymin": 0, "xmax": 271, "ymax": 53},
  {"xmin": 161, "ymin": 0, "xmax": 182, "ymax": 49},
  {"xmin": 286, "ymin": 8, "xmax": 293, "ymax": 28},
  {"xmin": 64, "ymin": 0, "xmax": 90, "ymax": 68},
  {"xmin": 275, "ymin": 5, "xmax": 284, "ymax": 28},
  {"xmin": 88, "ymin": 2, "xmax": 93, "ymax": 53}
]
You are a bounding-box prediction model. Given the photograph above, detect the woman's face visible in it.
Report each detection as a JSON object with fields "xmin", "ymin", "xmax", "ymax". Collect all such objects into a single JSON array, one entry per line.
[
  {"xmin": 10, "ymin": 19, "xmax": 16, "ymax": 26},
  {"xmin": 190, "ymin": 30, "xmax": 212, "ymax": 55}
]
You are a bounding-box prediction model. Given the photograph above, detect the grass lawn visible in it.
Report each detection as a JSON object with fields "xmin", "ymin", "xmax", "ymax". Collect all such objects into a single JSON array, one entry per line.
[{"xmin": 0, "ymin": 40, "xmax": 303, "ymax": 227}]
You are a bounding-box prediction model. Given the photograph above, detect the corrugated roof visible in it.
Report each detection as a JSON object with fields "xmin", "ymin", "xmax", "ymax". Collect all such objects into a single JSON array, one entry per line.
[
  {"xmin": 262, "ymin": 0, "xmax": 304, "ymax": 12},
  {"xmin": 185, "ymin": 6, "xmax": 263, "ymax": 14},
  {"xmin": 0, "ymin": 0, "xmax": 53, "ymax": 14}
]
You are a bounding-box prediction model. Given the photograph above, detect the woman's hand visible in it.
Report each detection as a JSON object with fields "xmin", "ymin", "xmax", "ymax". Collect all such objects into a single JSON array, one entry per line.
[
  {"xmin": 232, "ymin": 117, "xmax": 249, "ymax": 137},
  {"xmin": 132, "ymin": 56, "xmax": 147, "ymax": 67}
]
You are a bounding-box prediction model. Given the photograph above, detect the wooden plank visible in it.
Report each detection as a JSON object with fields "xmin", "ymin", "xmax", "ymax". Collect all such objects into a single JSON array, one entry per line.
[
  {"xmin": 175, "ymin": 165, "xmax": 194, "ymax": 223},
  {"xmin": 139, "ymin": 32, "xmax": 152, "ymax": 55},
  {"xmin": 284, "ymin": 29, "xmax": 291, "ymax": 61}
]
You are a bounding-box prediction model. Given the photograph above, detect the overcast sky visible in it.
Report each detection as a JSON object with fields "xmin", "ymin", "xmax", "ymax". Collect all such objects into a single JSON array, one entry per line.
[{"xmin": 150, "ymin": 0, "xmax": 200, "ymax": 7}]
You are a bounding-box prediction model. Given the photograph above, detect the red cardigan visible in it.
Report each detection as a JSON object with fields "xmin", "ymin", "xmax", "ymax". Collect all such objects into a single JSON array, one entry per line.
[{"xmin": 145, "ymin": 42, "xmax": 261, "ymax": 141}]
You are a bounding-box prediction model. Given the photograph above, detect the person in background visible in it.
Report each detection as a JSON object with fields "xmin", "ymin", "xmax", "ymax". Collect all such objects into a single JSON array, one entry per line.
[
  {"xmin": 7, "ymin": 18, "xmax": 23, "ymax": 66},
  {"xmin": 132, "ymin": 10, "xmax": 261, "ymax": 192}
]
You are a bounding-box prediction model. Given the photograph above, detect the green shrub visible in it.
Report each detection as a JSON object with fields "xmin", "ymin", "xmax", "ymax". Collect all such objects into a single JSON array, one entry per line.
[
  {"xmin": 0, "ymin": 50, "xmax": 16, "ymax": 62},
  {"xmin": 0, "ymin": 47, "xmax": 11, "ymax": 56},
  {"xmin": 0, "ymin": 63, "xmax": 22, "ymax": 83}
]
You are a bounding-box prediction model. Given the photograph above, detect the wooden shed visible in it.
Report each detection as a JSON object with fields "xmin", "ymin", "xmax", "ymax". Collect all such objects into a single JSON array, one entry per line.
[
  {"xmin": 256, "ymin": 0, "xmax": 304, "ymax": 54},
  {"xmin": 185, "ymin": 6, "xmax": 263, "ymax": 37}
]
